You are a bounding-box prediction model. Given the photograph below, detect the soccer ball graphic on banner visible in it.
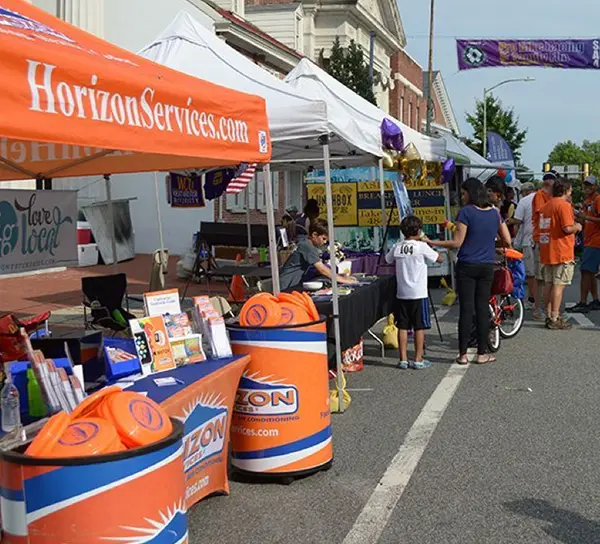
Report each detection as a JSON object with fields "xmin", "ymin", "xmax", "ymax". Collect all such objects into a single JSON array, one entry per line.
[{"xmin": 463, "ymin": 45, "xmax": 486, "ymax": 67}]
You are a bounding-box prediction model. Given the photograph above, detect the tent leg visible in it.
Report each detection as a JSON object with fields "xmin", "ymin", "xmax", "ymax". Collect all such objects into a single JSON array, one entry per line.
[
  {"xmin": 322, "ymin": 140, "xmax": 345, "ymax": 413},
  {"xmin": 154, "ymin": 172, "xmax": 167, "ymax": 277},
  {"xmin": 263, "ymin": 164, "xmax": 280, "ymax": 295},
  {"xmin": 246, "ymin": 186, "xmax": 252, "ymax": 259},
  {"xmin": 378, "ymin": 158, "xmax": 386, "ymax": 241},
  {"xmin": 104, "ymin": 174, "xmax": 118, "ymax": 272}
]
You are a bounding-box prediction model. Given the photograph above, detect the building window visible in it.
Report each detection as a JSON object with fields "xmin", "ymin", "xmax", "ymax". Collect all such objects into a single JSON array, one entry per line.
[
  {"xmin": 295, "ymin": 14, "xmax": 303, "ymax": 52},
  {"xmin": 399, "ymin": 94, "xmax": 404, "ymax": 123},
  {"xmin": 408, "ymin": 101, "xmax": 413, "ymax": 129},
  {"xmin": 416, "ymin": 104, "xmax": 420, "ymax": 131}
]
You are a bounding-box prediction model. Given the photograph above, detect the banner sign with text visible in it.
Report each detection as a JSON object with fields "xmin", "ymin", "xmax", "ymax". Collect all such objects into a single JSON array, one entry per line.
[
  {"xmin": 0, "ymin": 189, "xmax": 77, "ymax": 275},
  {"xmin": 486, "ymin": 131, "xmax": 514, "ymax": 163},
  {"xmin": 357, "ymin": 181, "xmax": 399, "ymax": 227},
  {"xmin": 403, "ymin": 161, "xmax": 445, "ymax": 225},
  {"xmin": 457, "ymin": 39, "xmax": 600, "ymax": 70},
  {"xmin": 168, "ymin": 173, "xmax": 206, "ymax": 208},
  {"xmin": 306, "ymin": 182, "xmax": 358, "ymax": 226}
]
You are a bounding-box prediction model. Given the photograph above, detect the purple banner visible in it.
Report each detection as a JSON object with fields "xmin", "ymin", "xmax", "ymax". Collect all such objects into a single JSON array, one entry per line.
[
  {"xmin": 457, "ymin": 39, "xmax": 600, "ymax": 70},
  {"xmin": 486, "ymin": 132, "xmax": 514, "ymax": 163},
  {"xmin": 168, "ymin": 173, "xmax": 206, "ymax": 208}
]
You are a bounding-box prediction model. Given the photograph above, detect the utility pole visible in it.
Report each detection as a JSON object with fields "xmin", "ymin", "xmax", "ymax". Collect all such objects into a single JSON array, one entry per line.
[{"xmin": 424, "ymin": 0, "xmax": 435, "ymax": 136}]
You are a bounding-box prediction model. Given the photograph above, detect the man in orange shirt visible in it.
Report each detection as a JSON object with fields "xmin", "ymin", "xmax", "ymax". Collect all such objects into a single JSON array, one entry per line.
[
  {"xmin": 567, "ymin": 175, "xmax": 600, "ymax": 313},
  {"xmin": 539, "ymin": 178, "xmax": 582, "ymax": 329},
  {"xmin": 531, "ymin": 172, "xmax": 556, "ymax": 319}
]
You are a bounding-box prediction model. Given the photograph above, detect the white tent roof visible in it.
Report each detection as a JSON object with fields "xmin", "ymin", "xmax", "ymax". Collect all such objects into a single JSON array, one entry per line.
[
  {"xmin": 440, "ymin": 131, "xmax": 495, "ymax": 180},
  {"xmin": 284, "ymin": 59, "xmax": 447, "ymax": 163},
  {"xmin": 139, "ymin": 12, "xmax": 380, "ymax": 166}
]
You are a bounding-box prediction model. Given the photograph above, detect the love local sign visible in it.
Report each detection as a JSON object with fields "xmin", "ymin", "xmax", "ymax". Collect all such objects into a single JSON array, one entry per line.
[{"xmin": 0, "ymin": 189, "xmax": 77, "ymax": 275}]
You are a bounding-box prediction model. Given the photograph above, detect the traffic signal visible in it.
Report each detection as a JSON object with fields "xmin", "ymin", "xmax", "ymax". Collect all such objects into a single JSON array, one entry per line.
[
  {"xmin": 543, "ymin": 162, "xmax": 552, "ymax": 173},
  {"xmin": 583, "ymin": 163, "xmax": 590, "ymax": 179}
]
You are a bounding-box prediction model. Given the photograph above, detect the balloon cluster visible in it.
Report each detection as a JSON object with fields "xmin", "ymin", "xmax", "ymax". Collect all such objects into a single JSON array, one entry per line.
[
  {"xmin": 496, "ymin": 168, "xmax": 513, "ymax": 183},
  {"xmin": 381, "ymin": 119, "xmax": 404, "ymax": 152}
]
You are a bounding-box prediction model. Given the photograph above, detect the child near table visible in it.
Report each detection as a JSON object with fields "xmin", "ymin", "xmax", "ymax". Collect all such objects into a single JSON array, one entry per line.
[{"xmin": 385, "ymin": 215, "xmax": 443, "ymax": 369}]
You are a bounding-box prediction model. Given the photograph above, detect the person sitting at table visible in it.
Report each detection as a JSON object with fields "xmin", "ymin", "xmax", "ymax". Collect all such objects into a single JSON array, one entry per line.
[
  {"xmin": 295, "ymin": 199, "xmax": 320, "ymax": 241},
  {"xmin": 279, "ymin": 219, "xmax": 358, "ymax": 291}
]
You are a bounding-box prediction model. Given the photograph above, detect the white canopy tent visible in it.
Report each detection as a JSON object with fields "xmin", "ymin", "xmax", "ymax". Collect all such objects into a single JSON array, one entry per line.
[{"xmin": 284, "ymin": 59, "xmax": 447, "ymax": 163}]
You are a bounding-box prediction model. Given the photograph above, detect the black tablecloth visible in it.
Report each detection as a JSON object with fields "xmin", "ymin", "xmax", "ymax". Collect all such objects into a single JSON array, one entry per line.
[{"xmin": 312, "ymin": 275, "xmax": 397, "ymax": 365}]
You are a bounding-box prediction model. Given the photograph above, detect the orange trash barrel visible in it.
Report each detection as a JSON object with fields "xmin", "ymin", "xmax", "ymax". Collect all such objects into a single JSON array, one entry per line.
[
  {"xmin": 0, "ymin": 419, "xmax": 187, "ymax": 543},
  {"xmin": 228, "ymin": 318, "xmax": 333, "ymax": 477}
]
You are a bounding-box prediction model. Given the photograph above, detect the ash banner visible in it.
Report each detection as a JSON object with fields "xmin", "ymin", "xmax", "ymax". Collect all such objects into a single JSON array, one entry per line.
[
  {"xmin": 457, "ymin": 39, "xmax": 600, "ymax": 70},
  {"xmin": 0, "ymin": 189, "xmax": 77, "ymax": 275}
]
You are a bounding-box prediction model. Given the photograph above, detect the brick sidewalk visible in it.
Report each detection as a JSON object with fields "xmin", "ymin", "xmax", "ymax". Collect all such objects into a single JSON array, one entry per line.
[{"xmin": 0, "ymin": 255, "xmax": 229, "ymax": 334}]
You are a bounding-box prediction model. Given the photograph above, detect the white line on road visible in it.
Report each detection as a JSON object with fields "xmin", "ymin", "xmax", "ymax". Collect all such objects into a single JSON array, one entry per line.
[
  {"xmin": 569, "ymin": 312, "xmax": 596, "ymax": 328},
  {"xmin": 346, "ymin": 388, "xmax": 375, "ymax": 392},
  {"xmin": 342, "ymin": 363, "xmax": 469, "ymax": 544},
  {"xmin": 432, "ymin": 305, "xmax": 451, "ymax": 320}
]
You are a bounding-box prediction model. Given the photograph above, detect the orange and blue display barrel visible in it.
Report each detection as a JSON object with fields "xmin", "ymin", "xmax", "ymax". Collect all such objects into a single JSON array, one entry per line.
[
  {"xmin": 228, "ymin": 318, "xmax": 333, "ymax": 477},
  {"xmin": 0, "ymin": 419, "xmax": 187, "ymax": 544}
]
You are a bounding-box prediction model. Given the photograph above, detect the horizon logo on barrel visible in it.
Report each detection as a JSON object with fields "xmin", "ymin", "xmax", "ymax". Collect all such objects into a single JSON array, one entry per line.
[
  {"xmin": 178, "ymin": 395, "xmax": 228, "ymax": 472},
  {"xmin": 0, "ymin": 193, "xmax": 73, "ymax": 261},
  {"xmin": 234, "ymin": 373, "xmax": 299, "ymax": 416}
]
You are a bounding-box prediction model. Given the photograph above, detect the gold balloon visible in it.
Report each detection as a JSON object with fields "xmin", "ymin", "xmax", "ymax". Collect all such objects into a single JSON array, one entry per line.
[
  {"xmin": 382, "ymin": 151, "xmax": 394, "ymax": 169},
  {"xmin": 403, "ymin": 142, "xmax": 422, "ymax": 162}
]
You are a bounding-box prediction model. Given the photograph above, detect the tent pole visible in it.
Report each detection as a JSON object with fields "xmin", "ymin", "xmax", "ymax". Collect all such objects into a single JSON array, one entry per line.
[
  {"xmin": 153, "ymin": 171, "xmax": 167, "ymax": 277},
  {"xmin": 246, "ymin": 186, "xmax": 252, "ymax": 258},
  {"xmin": 263, "ymin": 164, "xmax": 280, "ymax": 295},
  {"xmin": 104, "ymin": 174, "xmax": 118, "ymax": 272},
  {"xmin": 378, "ymin": 158, "xmax": 386, "ymax": 242},
  {"xmin": 322, "ymin": 138, "xmax": 345, "ymax": 413},
  {"xmin": 443, "ymin": 181, "xmax": 455, "ymax": 290}
]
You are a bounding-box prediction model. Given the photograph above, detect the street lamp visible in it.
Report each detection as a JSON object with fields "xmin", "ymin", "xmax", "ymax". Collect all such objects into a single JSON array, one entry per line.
[{"xmin": 482, "ymin": 77, "xmax": 535, "ymax": 159}]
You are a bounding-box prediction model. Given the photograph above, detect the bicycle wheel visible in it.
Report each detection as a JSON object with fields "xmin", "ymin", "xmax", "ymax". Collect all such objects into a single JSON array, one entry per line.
[
  {"xmin": 488, "ymin": 304, "xmax": 501, "ymax": 352},
  {"xmin": 497, "ymin": 294, "xmax": 524, "ymax": 338}
]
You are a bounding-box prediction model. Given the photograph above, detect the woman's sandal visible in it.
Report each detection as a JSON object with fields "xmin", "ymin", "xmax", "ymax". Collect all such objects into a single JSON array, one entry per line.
[
  {"xmin": 455, "ymin": 356, "xmax": 469, "ymax": 365},
  {"xmin": 475, "ymin": 355, "xmax": 496, "ymax": 365}
]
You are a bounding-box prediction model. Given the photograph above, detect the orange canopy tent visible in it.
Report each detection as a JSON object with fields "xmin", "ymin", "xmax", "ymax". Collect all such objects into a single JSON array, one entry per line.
[{"xmin": 0, "ymin": 0, "xmax": 271, "ymax": 181}]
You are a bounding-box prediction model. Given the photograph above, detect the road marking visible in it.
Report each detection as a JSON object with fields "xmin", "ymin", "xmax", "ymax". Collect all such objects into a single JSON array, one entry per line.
[
  {"xmin": 346, "ymin": 388, "xmax": 375, "ymax": 392},
  {"xmin": 432, "ymin": 305, "xmax": 451, "ymax": 320},
  {"xmin": 342, "ymin": 363, "xmax": 468, "ymax": 544},
  {"xmin": 569, "ymin": 313, "xmax": 595, "ymax": 328}
]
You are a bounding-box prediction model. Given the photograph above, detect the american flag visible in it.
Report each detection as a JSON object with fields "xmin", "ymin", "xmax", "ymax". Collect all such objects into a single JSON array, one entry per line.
[{"xmin": 225, "ymin": 163, "xmax": 257, "ymax": 194}]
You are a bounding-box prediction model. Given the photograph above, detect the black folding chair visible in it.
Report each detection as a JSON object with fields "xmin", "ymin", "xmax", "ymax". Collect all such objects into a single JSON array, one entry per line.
[{"xmin": 82, "ymin": 273, "xmax": 135, "ymax": 334}]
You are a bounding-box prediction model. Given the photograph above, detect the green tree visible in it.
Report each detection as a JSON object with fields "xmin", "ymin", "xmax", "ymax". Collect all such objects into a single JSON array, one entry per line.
[
  {"xmin": 464, "ymin": 94, "xmax": 527, "ymax": 163},
  {"xmin": 547, "ymin": 139, "xmax": 600, "ymax": 203},
  {"xmin": 325, "ymin": 38, "xmax": 377, "ymax": 105}
]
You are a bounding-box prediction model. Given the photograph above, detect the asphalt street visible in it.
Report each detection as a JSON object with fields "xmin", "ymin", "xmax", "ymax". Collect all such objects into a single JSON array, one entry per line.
[{"xmin": 189, "ymin": 280, "xmax": 600, "ymax": 543}]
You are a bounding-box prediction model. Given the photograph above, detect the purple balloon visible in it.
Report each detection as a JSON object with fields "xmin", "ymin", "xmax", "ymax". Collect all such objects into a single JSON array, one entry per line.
[
  {"xmin": 442, "ymin": 158, "xmax": 455, "ymax": 184},
  {"xmin": 381, "ymin": 119, "xmax": 404, "ymax": 151}
]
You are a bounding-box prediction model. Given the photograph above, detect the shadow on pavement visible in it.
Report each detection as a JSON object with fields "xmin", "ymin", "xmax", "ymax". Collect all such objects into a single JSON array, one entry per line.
[{"xmin": 505, "ymin": 498, "xmax": 600, "ymax": 543}]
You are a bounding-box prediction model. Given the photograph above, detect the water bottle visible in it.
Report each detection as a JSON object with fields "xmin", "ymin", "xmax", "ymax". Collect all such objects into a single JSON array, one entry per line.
[{"xmin": 1, "ymin": 363, "xmax": 21, "ymax": 433}]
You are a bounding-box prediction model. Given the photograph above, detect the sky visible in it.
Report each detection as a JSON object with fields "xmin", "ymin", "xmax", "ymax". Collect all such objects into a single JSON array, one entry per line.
[{"xmin": 398, "ymin": 0, "xmax": 600, "ymax": 172}]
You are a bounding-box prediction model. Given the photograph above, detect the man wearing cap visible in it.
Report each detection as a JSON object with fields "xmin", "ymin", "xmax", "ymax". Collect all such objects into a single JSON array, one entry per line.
[
  {"xmin": 509, "ymin": 182, "xmax": 536, "ymax": 304},
  {"xmin": 531, "ymin": 172, "xmax": 557, "ymax": 319},
  {"xmin": 567, "ymin": 175, "xmax": 600, "ymax": 313}
]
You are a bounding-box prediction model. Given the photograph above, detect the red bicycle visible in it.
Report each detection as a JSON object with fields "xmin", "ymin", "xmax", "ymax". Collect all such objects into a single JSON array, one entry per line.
[{"xmin": 487, "ymin": 250, "xmax": 525, "ymax": 352}]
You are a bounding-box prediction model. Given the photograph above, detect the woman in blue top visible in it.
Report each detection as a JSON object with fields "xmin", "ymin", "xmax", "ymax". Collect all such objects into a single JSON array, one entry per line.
[{"xmin": 429, "ymin": 178, "xmax": 511, "ymax": 364}]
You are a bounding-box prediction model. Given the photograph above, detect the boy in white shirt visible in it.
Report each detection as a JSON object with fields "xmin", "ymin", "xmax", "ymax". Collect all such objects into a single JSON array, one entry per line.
[{"xmin": 385, "ymin": 215, "xmax": 443, "ymax": 369}]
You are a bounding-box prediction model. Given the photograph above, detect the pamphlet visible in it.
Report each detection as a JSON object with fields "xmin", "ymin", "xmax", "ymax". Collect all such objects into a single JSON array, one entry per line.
[
  {"xmin": 130, "ymin": 317, "xmax": 176, "ymax": 373},
  {"xmin": 143, "ymin": 289, "xmax": 181, "ymax": 317}
]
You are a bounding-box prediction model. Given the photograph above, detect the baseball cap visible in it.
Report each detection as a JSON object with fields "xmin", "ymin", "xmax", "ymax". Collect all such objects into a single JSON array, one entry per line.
[
  {"xmin": 521, "ymin": 182, "xmax": 535, "ymax": 192},
  {"xmin": 285, "ymin": 205, "xmax": 298, "ymax": 214},
  {"xmin": 584, "ymin": 175, "xmax": 597, "ymax": 185},
  {"xmin": 543, "ymin": 171, "xmax": 557, "ymax": 181}
]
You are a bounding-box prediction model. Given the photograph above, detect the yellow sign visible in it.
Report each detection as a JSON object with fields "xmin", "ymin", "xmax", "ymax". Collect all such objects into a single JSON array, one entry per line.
[
  {"xmin": 413, "ymin": 206, "xmax": 446, "ymax": 225},
  {"xmin": 306, "ymin": 183, "xmax": 357, "ymax": 226},
  {"xmin": 358, "ymin": 208, "xmax": 399, "ymax": 227},
  {"xmin": 357, "ymin": 180, "xmax": 393, "ymax": 192}
]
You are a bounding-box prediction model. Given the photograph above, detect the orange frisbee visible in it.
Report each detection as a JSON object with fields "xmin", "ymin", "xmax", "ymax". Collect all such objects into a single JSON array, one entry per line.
[
  {"xmin": 301, "ymin": 292, "xmax": 319, "ymax": 321},
  {"xmin": 71, "ymin": 385, "xmax": 122, "ymax": 420},
  {"xmin": 278, "ymin": 303, "xmax": 311, "ymax": 326},
  {"xmin": 26, "ymin": 411, "xmax": 70, "ymax": 457},
  {"xmin": 502, "ymin": 248, "xmax": 523, "ymax": 260},
  {"xmin": 49, "ymin": 418, "xmax": 122, "ymax": 458},
  {"xmin": 240, "ymin": 296, "xmax": 281, "ymax": 327},
  {"xmin": 105, "ymin": 392, "xmax": 172, "ymax": 448},
  {"xmin": 278, "ymin": 293, "xmax": 308, "ymax": 312}
]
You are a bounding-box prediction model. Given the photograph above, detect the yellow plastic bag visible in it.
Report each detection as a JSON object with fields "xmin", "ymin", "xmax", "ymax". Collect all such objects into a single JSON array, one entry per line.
[
  {"xmin": 382, "ymin": 314, "xmax": 399, "ymax": 348},
  {"xmin": 330, "ymin": 371, "xmax": 351, "ymax": 412}
]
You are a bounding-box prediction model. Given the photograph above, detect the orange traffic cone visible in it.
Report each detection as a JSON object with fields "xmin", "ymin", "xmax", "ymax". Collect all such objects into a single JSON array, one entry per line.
[{"xmin": 229, "ymin": 253, "xmax": 245, "ymax": 302}]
